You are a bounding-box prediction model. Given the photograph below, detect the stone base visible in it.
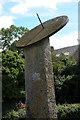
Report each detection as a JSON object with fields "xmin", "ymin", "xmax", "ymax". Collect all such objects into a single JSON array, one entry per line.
[{"xmin": 24, "ymin": 38, "xmax": 57, "ymax": 119}]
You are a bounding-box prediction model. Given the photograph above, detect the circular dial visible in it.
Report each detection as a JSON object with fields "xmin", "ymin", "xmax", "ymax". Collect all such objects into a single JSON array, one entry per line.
[{"xmin": 17, "ymin": 16, "xmax": 69, "ymax": 48}]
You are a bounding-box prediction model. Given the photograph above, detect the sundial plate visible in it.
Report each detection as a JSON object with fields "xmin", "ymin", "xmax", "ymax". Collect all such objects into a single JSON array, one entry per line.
[{"xmin": 17, "ymin": 16, "xmax": 68, "ymax": 48}]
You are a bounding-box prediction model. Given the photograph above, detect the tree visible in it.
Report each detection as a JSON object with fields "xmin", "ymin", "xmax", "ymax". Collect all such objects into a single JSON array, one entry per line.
[
  {"xmin": 2, "ymin": 50, "xmax": 25, "ymax": 101},
  {"xmin": 52, "ymin": 53, "xmax": 80, "ymax": 104},
  {"xmin": 0, "ymin": 25, "xmax": 29, "ymax": 51},
  {"xmin": 1, "ymin": 25, "xmax": 29, "ymax": 101}
]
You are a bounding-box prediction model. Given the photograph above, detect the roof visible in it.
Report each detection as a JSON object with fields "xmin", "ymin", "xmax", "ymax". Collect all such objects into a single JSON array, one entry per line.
[{"xmin": 54, "ymin": 45, "xmax": 78, "ymax": 56}]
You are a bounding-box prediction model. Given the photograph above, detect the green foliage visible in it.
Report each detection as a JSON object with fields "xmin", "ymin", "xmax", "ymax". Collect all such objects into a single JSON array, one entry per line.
[
  {"xmin": 2, "ymin": 104, "xmax": 80, "ymax": 120},
  {"xmin": 2, "ymin": 108, "xmax": 26, "ymax": 119},
  {"xmin": 52, "ymin": 53, "xmax": 80, "ymax": 103},
  {"xmin": 57, "ymin": 104, "xmax": 80, "ymax": 120},
  {"xmin": 2, "ymin": 100, "xmax": 26, "ymax": 119},
  {"xmin": 0, "ymin": 25, "xmax": 28, "ymax": 51},
  {"xmin": 2, "ymin": 50, "xmax": 25, "ymax": 101}
]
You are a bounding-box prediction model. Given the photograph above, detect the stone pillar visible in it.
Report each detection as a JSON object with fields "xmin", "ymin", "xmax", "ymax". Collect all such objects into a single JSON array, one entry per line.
[{"xmin": 24, "ymin": 38, "xmax": 57, "ymax": 119}]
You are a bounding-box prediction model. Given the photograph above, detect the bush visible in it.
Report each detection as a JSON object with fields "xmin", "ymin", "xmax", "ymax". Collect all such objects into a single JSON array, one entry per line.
[
  {"xmin": 2, "ymin": 108, "xmax": 26, "ymax": 119},
  {"xmin": 52, "ymin": 53, "xmax": 80, "ymax": 103},
  {"xmin": 57, "ymin": 104, "xmax": 80, "ymax": 120},
  {"xmin": 2, "ymin": 104, "xmax": 80, "ymax": 120},
  {"xmin": 2, "ymin": 50, "xmax": 25, "ymax": 101}
]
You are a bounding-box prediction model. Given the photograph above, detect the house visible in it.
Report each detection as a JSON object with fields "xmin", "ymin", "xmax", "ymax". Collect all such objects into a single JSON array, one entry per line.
[{"xmin": 51, "ymin": 45, "xmax": 79, "ymax": 62}]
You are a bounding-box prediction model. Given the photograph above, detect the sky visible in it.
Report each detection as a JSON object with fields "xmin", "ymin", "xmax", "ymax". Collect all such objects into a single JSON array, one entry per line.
[{"xmin": 0, "ymin": 0, "xmax": 79, "ymax": 49}]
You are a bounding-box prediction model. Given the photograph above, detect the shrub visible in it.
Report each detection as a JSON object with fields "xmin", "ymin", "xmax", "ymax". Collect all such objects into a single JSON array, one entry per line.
[
  {"xmin": 2, "ymin": 108, "xmax": 26, "ymax": 119},
  {"xmin": 2, "ymin": 104, "xmax": 80, "ymax": 120},
  {"xmin": 52, "ymin": 53, "xmax": 80, "ymax": 103},
  {"xmin": 2, "ymin": 50, "xmax": 25, "ymax": 101},
  {"xmin": 57, "ymin": 104, "xmax": 80, "ymax": 120}
]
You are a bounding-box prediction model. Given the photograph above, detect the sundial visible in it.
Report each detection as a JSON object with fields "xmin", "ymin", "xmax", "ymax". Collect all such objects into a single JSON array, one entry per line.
[
  {"xmin": 17, "ymin": 15, "xmax": 69, "ymax": 119},
  {"xmin": 17, "ymin": 15, "xmax": 68, "ymax": 47}
]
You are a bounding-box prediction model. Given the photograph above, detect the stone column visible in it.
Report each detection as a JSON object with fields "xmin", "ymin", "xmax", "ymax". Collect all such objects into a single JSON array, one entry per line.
[{"xmin": 24, "ymin": 38, "xmax": 57, "ymax": 119}]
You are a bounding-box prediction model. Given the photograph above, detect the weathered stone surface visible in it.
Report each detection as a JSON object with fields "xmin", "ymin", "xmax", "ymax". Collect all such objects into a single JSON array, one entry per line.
[{"xmin": 24, "ymin": 38, "xmax": 57, "ymax": 119}]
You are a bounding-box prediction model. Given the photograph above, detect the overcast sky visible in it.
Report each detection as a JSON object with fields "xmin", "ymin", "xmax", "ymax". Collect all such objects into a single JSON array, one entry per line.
[{"xmin": 0, "ymin": 0, "xmax": 79, "ymax": 49}]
